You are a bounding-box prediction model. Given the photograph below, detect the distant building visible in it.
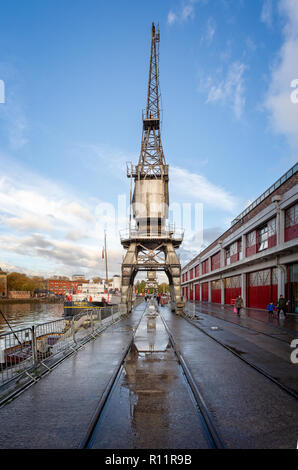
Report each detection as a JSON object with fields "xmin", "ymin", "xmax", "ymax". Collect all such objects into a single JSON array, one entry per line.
[
  {"xmin": 8, "ymin": 291, "xmax": 31, "ymax": 299},
  {"xmin": 182, "ymin": 164, "xmax": 298, "ymax": 313},
  {"xmin": 0, "ymin": 268, "xmax": 7, "ymax": 298},
  {"xmin": 112, "ymin": 275, "xmax": 121, "ymax": 290},
  {"xmin": 46, "ymin": 279, "xmax": 83, "ymax": 296},
  {"xmin": 72, "ymin": 274, "xmax": 86, "ymax": 281}
]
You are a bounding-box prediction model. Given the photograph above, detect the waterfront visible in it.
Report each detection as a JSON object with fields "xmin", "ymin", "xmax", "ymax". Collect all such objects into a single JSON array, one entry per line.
[{"xmin": 0, "ymin": 302, "xmax": 64, "ymax": 334}]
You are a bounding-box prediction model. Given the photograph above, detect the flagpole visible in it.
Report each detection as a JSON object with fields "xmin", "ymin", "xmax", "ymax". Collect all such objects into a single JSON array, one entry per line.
[{"xmin": 104, "ymin": 230, "xmax": 109, "ymax": 289}]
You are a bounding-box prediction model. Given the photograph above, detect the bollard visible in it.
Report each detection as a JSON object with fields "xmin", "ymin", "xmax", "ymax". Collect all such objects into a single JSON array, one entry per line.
[
  {"xmin": 71, "ymin": 317, "xmax": 77, "ymax": 344},
  {"xmin": 31, "ymin": 325, "xmax": 38, "ymax": 365},
  {"xmin": 91, "ymin": 310, "xmax": 94, "ymax": 334}
]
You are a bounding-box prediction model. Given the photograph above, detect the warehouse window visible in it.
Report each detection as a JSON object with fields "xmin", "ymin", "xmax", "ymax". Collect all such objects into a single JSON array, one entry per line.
[
  {"xmin": 246, "ymin": 231, "xmax": 256, "ymax": 247},
  {"xmin": 257, "ymin": 218, "xmax": 277, "ymax": 252},
  {"xmin": 285, "ymin": 203, "xmax": 298, "ymax": 242},
  {"xmin": 258, "ymin": 225, "xmax": 268, "ymax": 251}
]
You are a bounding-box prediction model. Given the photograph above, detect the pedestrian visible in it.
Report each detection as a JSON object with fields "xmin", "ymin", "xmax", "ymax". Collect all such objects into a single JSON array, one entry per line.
[
  {"xmin": 235, "ymin": 295, "xmax": 244, "ymax": 316},
  {"xmin": 266, "ymin": 301, "xmax": 275, "ymax": 317},
  {"xmin": 157, "ymin": 292, "xmax": 161, "ymax": 306},
  {"xmin": 276, "ymin": 295, "xmax": 288, "ymax": 318}
]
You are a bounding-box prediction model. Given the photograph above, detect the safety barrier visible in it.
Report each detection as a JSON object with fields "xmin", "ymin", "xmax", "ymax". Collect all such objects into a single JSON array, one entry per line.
[
  {"xmin": 0, "ymin": 327, "xmax": 34, "ymax": 385},
  {"xmin": 0, "ymin": 306, "xmax": 121, "ymax": 387},
  {"xmin": 185, "ymin": 301, "xmax": 196, "ymax": 319}
]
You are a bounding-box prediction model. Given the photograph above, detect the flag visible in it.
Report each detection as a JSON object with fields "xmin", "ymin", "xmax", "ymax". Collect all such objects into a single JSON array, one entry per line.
[{"xmin": 102, "ymin": 247, "xmax": 104, "ymax": 259}]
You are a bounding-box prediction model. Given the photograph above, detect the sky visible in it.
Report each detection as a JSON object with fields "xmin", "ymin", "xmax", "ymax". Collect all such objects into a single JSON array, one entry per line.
[{"xmin": 0, "ymin": 0, "xmax": 297, "ymax": 280}]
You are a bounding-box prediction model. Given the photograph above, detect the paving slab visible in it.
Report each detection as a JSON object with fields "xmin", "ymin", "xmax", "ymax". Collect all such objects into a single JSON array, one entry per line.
[
  {"xmin": 162, "ymin": 307, "xmax": 298, "ymax": 449},
  {"xmin": 0, "ymin": 305, "xmax": 144, "ymax": 449}
]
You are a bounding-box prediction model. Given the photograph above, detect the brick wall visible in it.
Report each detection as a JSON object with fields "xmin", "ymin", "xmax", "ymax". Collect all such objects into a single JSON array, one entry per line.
[
  {"xmin": 183, "ymin": 172, "xmax": 298, "ymax": 272},
  {"xmin": 8, "ymin": 291, "xmax": 31, "ymax": 299}
]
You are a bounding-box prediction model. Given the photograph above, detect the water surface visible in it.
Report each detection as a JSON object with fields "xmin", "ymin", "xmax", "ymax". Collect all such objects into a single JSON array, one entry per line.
[{"xmin": 0, "ymin": 302, "xmax": 64, "ymax": 334}]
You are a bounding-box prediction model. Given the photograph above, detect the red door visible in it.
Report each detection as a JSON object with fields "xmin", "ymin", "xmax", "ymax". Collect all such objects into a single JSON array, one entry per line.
[
  {"xmin": 195, "ymin": 285, "xmax": 200, "ymax": 302},
  {"xmin": 202, "ymin": 283, "xmax": 208, "ymax": 301},
  {"xmin": 247, "ymin": 268, "xmax": 278, "ymax": 309}
]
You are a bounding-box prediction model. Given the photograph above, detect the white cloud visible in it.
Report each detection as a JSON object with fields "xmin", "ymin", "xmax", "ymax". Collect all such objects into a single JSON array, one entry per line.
[
  {"xmin": 205, "ymin": 62, "xmax": 247, "ymax": 118},
  {"xmin": 167, "ymin": 0, "xmax": 202, "ymax": 26},
  {"xmin": 2, "ymin": 215, "xmax": 53, "ymax": 232},
  {"xmin": 182, "ymin": 3, "xmax": 195, "ymax": 21},
  {"xmin": 0, "ymin": 157, "xmax": 127, "ymax": 278},
  {"xmin": 204, "ymin": 17, "xmax": 216, "ymax": 44},
  {"xmin": 0, "ymin": 152, "xmax": 239, "ymax": 279},
  {"xmin": 265, "ymin": 0, "xmax": 298, "ymax": 151},
  {"xmin": 261, "ymin": 0, "xmax": 273, "ymax": 27},
  {"xmin": 171, "ymin": 166, "xmax": 238, "ymax": 212},
  {"xmin": 167, "ymin": 11, "xmax": 177, "ymax": 25}
]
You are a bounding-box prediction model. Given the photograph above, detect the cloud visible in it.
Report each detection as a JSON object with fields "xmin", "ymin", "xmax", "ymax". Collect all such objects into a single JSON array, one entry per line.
[
  {"xmin": 2, "ymin": 214, "xmax": 53, "ymax": 232},
  {"xmin": 167, "ymin": 0, "xmax": 203, "ymax": 26},
  {"xmin": 203, "ymin": 17, "xmax": 216, "ymax": 44},
  {"xmin": 167, "ymin": 11, "xmax": 177, "ymax": 25},
  {"xmin": 66, "ymin": 229, "xmax": 87, "ymax": 241},
  {"xmin": 0, "ymin": 152, "xmax": 239, "ymax": 279},
  {"xmin": 66, "ymin": 202, "xmax": 94, "ymax": 223},
  {"xmin": 261, "ymin": 0, "xmax": 273, "ymax": 27},
  {"xmin": 178, "ymin": 226, "xmax": 223, "ymax": 266},
  {"xmin": 205, "ymin": 62, "xmax": 247, "ymax": 118},
  {"xmin": 170, "ymin": 166, "xmax": 238, "ymax": 212},
  {"xmin": 264, "ymin": 0, "xmax": 298, "ymax": 151},
  {"xmin": 0, "ymin": 156, "xmax": 127, "ymax": 278}
]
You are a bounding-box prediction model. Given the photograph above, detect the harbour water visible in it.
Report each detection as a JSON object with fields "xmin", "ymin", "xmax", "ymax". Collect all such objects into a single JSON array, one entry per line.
[{"xmin": 0, "ymin": 302, "xmax": 64, "ymax": 335}]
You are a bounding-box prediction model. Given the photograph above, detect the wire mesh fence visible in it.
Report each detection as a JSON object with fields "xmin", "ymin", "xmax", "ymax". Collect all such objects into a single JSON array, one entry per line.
[
  {"xmin": 0, "ymin": 327, "xmax": 34, "ymax": 385},
  {"xmin": 0, "ymin": 306, "xmax": 121, "ymax": 387}
]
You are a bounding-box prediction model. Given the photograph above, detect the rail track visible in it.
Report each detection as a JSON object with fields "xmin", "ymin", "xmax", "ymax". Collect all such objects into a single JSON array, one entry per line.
[
  {"xmin": 194, "ymin": 304, "xmax": 297, "ymax": 345},
  {"xmin": 80, "ymin": 304, "xmax": 225, "ymax": 449},
  {"xmin": 181, "ymin": 311, "xmax": 298, "ymax": 401}
]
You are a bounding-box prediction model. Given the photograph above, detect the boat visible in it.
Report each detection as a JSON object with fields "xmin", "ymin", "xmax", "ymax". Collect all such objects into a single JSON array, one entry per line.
[
  {"xmin": 63, "ymin": 231, "xmax": 121, "ymax": 317},
  {"xmin": 63, "ymin": 282, "xmax": 121, "ymax": 316}
]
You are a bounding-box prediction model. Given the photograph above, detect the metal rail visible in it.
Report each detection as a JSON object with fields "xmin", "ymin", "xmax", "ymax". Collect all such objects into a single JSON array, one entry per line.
[
  {"xmin": 80, "ymin": 303, "xmax": 146, "ymax": 449},
  {"xmin": 159, "ymin": 311, "xmax": 225, "ymax": 449},
  {"xmin": 190, "ymin": 303, "xmax": 296, "ymax": 345},
  {"xmin": 80, "ymin": 301, "xmax": 224, "ymax": 449},
  {"xmin": 182, "ymin": 313, "xmax": 298, "ymax": 400},
  {"xmin": 0, "ymin": 306, "xmax": 122, "ymax": 407}
]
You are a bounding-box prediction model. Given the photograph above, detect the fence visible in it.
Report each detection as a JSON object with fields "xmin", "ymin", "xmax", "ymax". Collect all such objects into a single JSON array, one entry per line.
[
  {"xmin": 0, "ymin": 306, "xmax": 121, "ymax": 388},
  {"xmin": 184, "ymin": 300, "xmax": 196, "ymax": 318}
]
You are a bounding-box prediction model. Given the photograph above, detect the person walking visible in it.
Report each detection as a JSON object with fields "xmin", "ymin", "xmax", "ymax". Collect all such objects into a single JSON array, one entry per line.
[
  {"xmin": 235, "ymin": 295, "xmax": 244, "ymax": 316},
  {"xmin": 276, "ymin": 295, "xmax": 288, "ymax": 318},
  {"xmin": 266, "ymin": 301, "xmax": 275, "ymax": 317}
]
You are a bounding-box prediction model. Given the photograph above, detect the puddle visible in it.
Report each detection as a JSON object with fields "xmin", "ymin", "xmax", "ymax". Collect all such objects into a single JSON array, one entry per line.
[{"xmin": 134, "ymin": 305, "xmax": 169, "ymax": 353}]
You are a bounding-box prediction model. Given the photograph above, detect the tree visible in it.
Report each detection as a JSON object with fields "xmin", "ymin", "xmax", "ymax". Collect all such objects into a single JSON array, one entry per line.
[
  {"xmin": 135, "ymin": 280, "xmax": 146, "ymax": 294},
  {"xmin": 158, "ymin": 283, "xmax": 170, "ymax": 294},
  {"xmin": 7, "ymin": 272, "xmax": 45, "ymax": 292}
]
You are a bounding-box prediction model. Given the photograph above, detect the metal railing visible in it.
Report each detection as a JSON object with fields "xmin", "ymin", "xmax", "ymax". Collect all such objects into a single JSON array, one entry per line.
[
  {"xmin": 231, "ymin": 163, "xmax": 298, "ymax": 226},
  {"xmin": 120, "ymin": 225, "xmax": 184, "ymax": 242},
  {"xmin": 0, "ymin": 327, "xmax": 34, "ymax": 385},
  {"xmin": 0, "ymin": 306, "xmax": 121, "ymax": 387}
]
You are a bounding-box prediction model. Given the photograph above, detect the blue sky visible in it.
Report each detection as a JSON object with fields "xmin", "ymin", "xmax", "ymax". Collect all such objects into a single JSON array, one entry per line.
[{"xmin": 0, "ymin": 0, "xmax": 297, "ymax": 279}]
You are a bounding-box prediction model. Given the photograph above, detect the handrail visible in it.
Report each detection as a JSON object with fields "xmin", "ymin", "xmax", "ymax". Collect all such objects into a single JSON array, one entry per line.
[{"xmin": 231, "ymin": 163, "xmax": 297, "ymax": 226}]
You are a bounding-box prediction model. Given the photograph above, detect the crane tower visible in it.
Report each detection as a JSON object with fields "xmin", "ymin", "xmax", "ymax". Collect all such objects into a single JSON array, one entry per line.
[{"xmin": 120, "ymin": 23, "xmax": 184, "ymax": 313}]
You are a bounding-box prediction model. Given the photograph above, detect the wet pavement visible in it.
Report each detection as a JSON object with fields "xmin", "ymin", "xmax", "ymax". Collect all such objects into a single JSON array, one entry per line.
[
  {"xmin": 187, "ymin": 310, "xmax": 298, "ymax": 395},
  {"xmin": 88, "ymin": 303, "xmax": 211, "ymax": 449},
  {"xmin": 0, "ymin": 304, "xmax": 144, "ymax": 449},
  {"xmin": 0, "ymin": 301, "xmax": 297, "ymax": 449},
  {"xmin": 162, "ymin": 306, "xmax": 298, "ymax": 449},
  {"xmin": 88, "ymin": 347, "xmax": 210, "ymax": 449},
  {"xmin": 194, "ymin": 302, "xmax": 298, "ymax": 336}
]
